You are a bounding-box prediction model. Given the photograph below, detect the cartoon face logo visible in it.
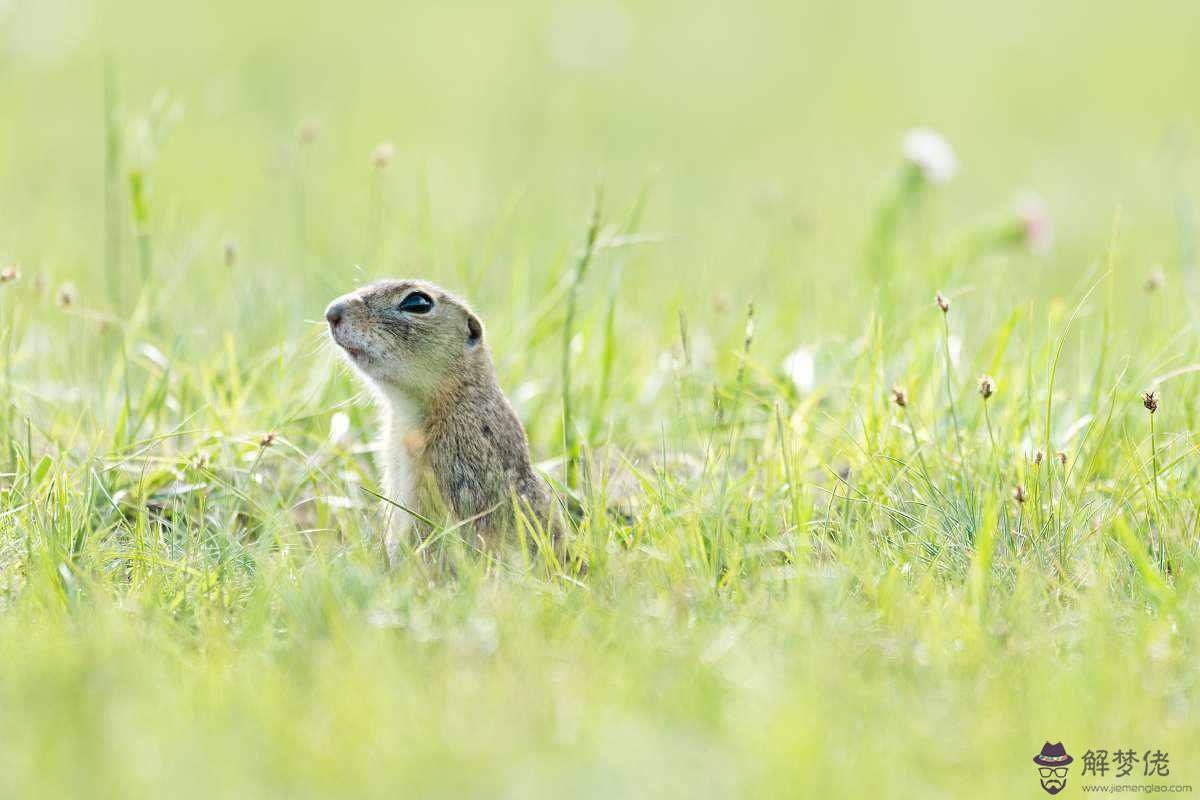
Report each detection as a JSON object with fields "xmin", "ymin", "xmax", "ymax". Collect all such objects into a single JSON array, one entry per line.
[{"xmin": 1033, "ymin": 742, "xmax": 1073, "ymax": 795}]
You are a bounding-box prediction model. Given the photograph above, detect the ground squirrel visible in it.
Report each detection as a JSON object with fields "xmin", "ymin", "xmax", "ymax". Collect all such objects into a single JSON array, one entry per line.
[{"xmin": 325, "ymin": 279, "xmax": 555, "ymax": 549}]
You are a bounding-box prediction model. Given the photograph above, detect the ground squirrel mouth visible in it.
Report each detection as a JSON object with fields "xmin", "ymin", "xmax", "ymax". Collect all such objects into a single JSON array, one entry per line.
[
  {"xmin": 341, "ymin": 343, "xmax": 368, "ymax": 361},
  {"xmin": 331, "ymin": 334, "xmax": 367, "ymax": 361}
]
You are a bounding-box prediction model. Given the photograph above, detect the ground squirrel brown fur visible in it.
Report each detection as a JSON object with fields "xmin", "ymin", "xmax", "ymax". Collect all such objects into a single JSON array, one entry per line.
[{"xmin": 325, "ymin": 279, "xmax": 555, "ymax": 549}]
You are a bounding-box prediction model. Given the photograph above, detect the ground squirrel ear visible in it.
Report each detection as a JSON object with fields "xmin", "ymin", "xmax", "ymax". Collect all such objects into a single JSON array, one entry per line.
[{"xmin": 466, "ymin": 313, "xmax": 483, "ymax": 346}]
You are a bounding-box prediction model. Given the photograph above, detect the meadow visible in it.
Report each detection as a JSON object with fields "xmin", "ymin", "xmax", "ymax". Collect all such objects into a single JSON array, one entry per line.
[{"xmin": 2, "ymin": 1, "xmax": 1200, "ymax": 796}]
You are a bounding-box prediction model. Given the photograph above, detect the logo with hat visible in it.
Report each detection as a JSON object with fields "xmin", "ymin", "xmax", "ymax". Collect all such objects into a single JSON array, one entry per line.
[{"xmin": 1034, "ymin": 742, "xmax": 1073, "ymax": 795}]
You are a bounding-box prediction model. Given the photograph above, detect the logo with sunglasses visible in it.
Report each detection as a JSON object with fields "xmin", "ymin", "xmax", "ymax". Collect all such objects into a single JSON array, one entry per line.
[{"xmin": 1034, "ymin": 742, "xmax": 1073, "ymax": 795}]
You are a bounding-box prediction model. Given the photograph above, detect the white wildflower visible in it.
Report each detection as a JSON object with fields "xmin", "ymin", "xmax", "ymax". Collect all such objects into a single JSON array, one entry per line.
[
  {"xmin": 781, "ymin": 346, "xmax": 815, "ymax": 391},
  {"xmin": 902, "ymin": 127, "xmax": 958, "ymax": 184}
]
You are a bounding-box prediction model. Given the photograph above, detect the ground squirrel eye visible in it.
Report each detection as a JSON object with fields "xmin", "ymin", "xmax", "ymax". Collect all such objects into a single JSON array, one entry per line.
[{"xmin": 397, "ymin": 291, "xmax": 434, "ymax": 314}]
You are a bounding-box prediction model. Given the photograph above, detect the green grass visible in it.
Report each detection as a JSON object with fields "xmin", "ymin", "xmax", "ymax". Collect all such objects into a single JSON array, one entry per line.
[{"xmin": 2, "ymin": 1, "xmax": 1200, "ymax": 796}]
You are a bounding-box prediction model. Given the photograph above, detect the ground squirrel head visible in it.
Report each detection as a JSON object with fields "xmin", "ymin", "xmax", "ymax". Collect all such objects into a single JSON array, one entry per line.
[{"xmin": 326, "ymin": 279, "xmax": 486, "ymax": 404}]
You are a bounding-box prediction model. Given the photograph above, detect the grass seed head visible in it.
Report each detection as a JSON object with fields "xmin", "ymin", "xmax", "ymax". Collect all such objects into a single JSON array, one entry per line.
[
  {"xmin": 978, "ymin": 374, "xmax": 995, "ymax": 399},
  {"xmin": 935, "ymin": 291, "xmax": 950, "ymax": 314},
  {"xmin": 1142, "ymin": 390, "xmax": 1160, "ymax": 414},
  {"xmin": 259, "ymin": 432, "xmax": 276, "ymax": 448},
  {"xmin": 1034, "ymin": 449, "xmax": 1044, "ymax": 466},
  {"xmin": 890, "ymin": 385, "xmax": 907, "ymax": 408},
  {"xmin": 298, "ymin": 118, "xmax": 320, "ymax": 144},
  {"xmin": 1057, "ymin": 451, "xmax": 1067, "ymax": 466},
  {"xmin": 1015, "ymin": 192, "xmax": 1053, "ymax": 255},
  {"xmin": 1145, "ymin": 268, "xmax": 1165, "ymax": 292},
  {"xmin": 371, "ymin": 141, "xmax": 395, "ymax": 170},
  {"xmin": 57, "ymin": 283, "xmax": 75, "ymax": 308},
  {"xmin": 1013, "ymin": 484, "xmax": 1027, "ymax": 504},
  {"xmin": 0, "ymin": 265, "xmax": 20, "ymax": 284}
]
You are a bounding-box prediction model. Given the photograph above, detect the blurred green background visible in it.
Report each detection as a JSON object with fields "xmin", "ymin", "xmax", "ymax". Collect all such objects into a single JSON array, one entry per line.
[
  {"xmin": 4, "ymin": 0, "xmax": 1197, "ymax": 329},
  {"xmin": 2, "ymin": 1, "xmax": 1200, "ymax": 797}
]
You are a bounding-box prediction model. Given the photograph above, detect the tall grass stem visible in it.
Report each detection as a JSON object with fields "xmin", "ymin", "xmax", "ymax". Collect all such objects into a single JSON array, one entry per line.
[
  {"xmin": 103, "ymin": 59, "xmax": 122, "ymax": 307},
  {"xmin": 562, "ymin": 189, "xmax": 603, "ymax": 490}
]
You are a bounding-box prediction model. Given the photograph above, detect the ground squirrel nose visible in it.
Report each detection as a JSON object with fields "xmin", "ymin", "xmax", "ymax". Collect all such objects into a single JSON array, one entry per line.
[{"xmin": 325, "ymin": 300, "xmax": 346, "ymax": 327}]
